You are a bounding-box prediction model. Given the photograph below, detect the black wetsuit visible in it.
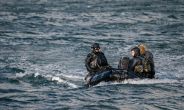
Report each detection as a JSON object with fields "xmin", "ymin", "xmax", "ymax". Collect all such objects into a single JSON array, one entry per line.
[{"xmin": 128, "ymin": 47, "xmax": 144, "ymax": 78}]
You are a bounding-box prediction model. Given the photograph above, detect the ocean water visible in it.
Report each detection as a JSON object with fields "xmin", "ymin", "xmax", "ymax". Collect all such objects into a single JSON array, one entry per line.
[{"xmin": 0, "ymin": 0, "xmax": 184, "ymax": 109}]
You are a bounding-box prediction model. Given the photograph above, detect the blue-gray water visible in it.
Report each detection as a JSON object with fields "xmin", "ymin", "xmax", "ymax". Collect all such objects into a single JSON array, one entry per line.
[{"xmin": 0, "ymin": 0, "xmax": 184, "ymax": 109}]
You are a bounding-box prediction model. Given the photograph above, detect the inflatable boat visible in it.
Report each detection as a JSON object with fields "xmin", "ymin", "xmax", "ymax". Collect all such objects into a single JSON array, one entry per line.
[{"xmin": 84, "ymin": 69, "xmax": 150, "ymax": 87}]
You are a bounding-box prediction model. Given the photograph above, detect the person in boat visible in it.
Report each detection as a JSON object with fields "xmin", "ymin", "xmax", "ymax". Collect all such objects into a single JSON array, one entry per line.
[
  {"xmin": 118, "ymin": 45, "xmax": 155, "ymax": 79},
  {"xmin": 84, "ymin": 43, "xmax": 111, "ymax": 83},
  {"xmin": 138, "ymin": 44, "xmax": 155, "ymax": 78},
  {"xmin": 118, "ymin": 47, "xmax": 143, "ymax": 78},
  {"xmin": 85, "ymin": 43, "xmax": 130, "ymax": 86},
  {"xmin": 128, "ymin": 46, "xmax": 145, "ymax": 77}
]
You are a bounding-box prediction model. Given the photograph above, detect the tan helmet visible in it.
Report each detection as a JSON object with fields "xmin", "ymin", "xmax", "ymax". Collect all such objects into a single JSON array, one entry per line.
[{"xmin": 138, "ymin": 43, "xmax": 148, "ymax": 55}]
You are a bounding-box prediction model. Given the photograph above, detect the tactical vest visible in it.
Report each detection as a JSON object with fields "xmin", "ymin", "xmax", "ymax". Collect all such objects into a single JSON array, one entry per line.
[{"xmin": 134, "ymin": 56, "xmax": 151, "ymax": 74}]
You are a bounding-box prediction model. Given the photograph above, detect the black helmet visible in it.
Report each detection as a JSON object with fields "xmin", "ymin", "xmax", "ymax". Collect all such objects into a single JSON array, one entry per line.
[{"xmin": 91, "ymin": 43, "xmax": 100, "ymax": 49}]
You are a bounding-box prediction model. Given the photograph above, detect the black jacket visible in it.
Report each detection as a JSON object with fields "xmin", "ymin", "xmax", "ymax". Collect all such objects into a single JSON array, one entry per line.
[{"xmin": 85, "ymin": 51, "xmax": 109, "ymax": 74}]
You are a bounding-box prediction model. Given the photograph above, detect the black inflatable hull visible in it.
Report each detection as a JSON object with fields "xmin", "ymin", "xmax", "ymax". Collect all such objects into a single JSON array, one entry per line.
[{"xmin": 85, "ymin": 69, "xmax": 143, "ymax": 87}]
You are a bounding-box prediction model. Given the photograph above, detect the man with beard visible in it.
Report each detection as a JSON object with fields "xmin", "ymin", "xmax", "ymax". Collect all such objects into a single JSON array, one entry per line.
[{"xmin": 84, "ymin": 43, "xmax": 111, "ymax": 83}]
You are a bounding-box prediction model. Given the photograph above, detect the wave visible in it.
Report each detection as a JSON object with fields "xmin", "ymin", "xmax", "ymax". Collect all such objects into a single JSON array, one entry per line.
[
  {"xmin": 15, "ymin": 71, "xmax": 181, "ymax": 89},
  {"xmin": 93, "ymin": 78, "xmax": 180, "ymax": 87},
  {"xmin": 16, "ymin": 72, "xmax": 80, "ymax": 89},
  {"xmin": 51, "ymin": 76, "xmax": 78, "ymax": 88},
  {"xmin": 0, "ymin": 77, "xmax": 20, "ymax": 84},
  {"xmin": 0, "ymin": 89, "xmax": 25, "ymax": 93},
  {"xmin": 0, "ymin": 66, "xmax": 25, "ymax": 74}
]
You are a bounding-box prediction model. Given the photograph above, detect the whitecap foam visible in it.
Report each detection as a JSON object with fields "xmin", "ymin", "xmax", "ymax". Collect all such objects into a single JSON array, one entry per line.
[
  {"xmin": 16, "ymin": 71, "xmax": 79, "ymax": 89},
  {"xmin": 94, "ymin": 78, "xmax": 180, "ymax": 87},
  {"xmin": 51, "ymin": 76, "xmax": 78, "ymax": 88},
  {"xmin": 16, "ymin": 72, "xmax": 29, "ymax": 78},
  {"xmin": 59, "ymin": 74, "xmax": 84, "ymax": 80},
  {"xmin": 121, "ymin": 78, "xmax": 179, "ymax": 85}
]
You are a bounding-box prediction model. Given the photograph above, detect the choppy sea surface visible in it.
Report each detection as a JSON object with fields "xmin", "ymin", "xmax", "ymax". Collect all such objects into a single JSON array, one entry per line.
[{"xmin": 0, "ymin": 0, "xmax": 184, "ymax": 109}]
